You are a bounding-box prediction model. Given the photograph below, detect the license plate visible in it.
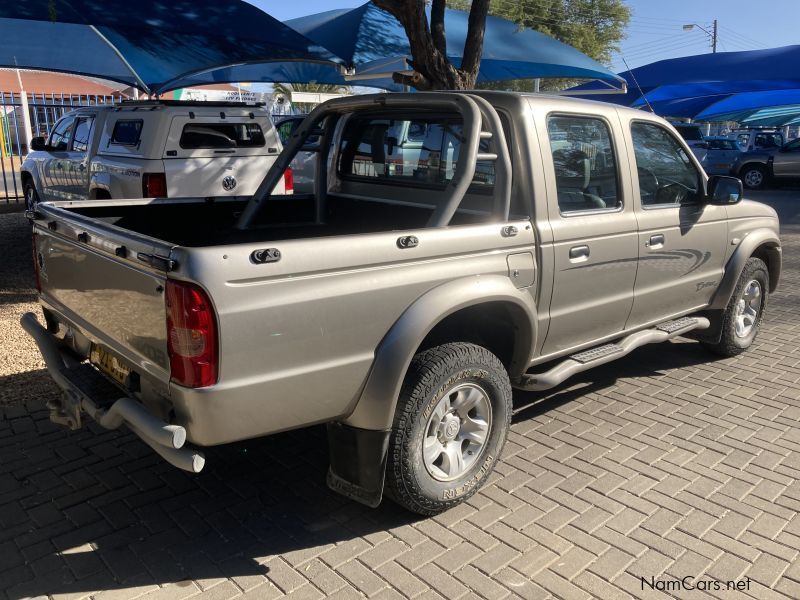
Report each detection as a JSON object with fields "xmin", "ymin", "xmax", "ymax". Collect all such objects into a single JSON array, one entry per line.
[{"xmin": 90, "ymin": 344, "xmax": 131, "ymax": 386}]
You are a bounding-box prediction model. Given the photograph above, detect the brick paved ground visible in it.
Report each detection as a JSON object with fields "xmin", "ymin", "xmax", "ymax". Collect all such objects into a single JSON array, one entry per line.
[{"xmin": 1, "ymin": 190, "xmax": 800, "ymax": 599}]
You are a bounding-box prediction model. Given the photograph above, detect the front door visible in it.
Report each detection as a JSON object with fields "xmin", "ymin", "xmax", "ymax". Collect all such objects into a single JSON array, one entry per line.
[
  {"xmin": 63, "ymin": 115, "xmax": 94, "ymax": 199},
  {"xmin": 772, "ymin": 138, "xmax": 800, "ymax": 178},
  {"xmin": 627, "ymin": 121, "xmax": 728, "ymax": 328},
  {"xmin": 539, "ymin": 113, "xmax": 639, "ymax": 357},
  {"xmin": 41, "ymin": 115, "xmax": 75, "ymax": 202}
]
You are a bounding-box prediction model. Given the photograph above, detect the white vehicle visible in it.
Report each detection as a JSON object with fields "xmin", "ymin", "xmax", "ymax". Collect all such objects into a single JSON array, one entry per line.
[{"xmin": 21, "ymin": 100, "xmax": 291, "ymax": 208}]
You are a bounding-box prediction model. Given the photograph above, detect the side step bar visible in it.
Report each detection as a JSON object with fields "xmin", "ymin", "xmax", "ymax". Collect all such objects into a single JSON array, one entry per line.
[
  {"xmin": 517, "ymin": 316, "xmax": 710, "ymax": 392},
  {"xmin": 20, "ymin": 312, "xmax": 205, "ymax": 473}
]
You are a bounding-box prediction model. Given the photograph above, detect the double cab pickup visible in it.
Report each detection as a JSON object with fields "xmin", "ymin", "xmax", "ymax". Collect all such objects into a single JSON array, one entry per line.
[{"xmin": 24, "ymin": 92, "xmax": 780, "ymax": 514}]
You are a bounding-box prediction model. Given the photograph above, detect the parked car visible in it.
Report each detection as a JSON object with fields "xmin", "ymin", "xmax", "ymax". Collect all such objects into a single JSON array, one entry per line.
[
  {"xmin": 21, "ymin": 100, "xmax": 290, "ymax": 209},
  {"xmin": 732, "ymin": 128, "xmax": 784, "ymax": 152},
  {"xmin": 733, "ymin": 136, "xmax": 800, "ymax": 189},
  {"xmin": 24, "ymin": 92, "xmax": 781, "ymax": 515},
  {"xmin": 700, "ymin": 136, "xmax": 742, "ymax": 175}
]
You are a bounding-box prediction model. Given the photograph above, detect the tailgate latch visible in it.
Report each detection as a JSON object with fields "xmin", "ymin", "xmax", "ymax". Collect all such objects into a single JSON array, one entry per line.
[{"xmin": 137, "ymin": 252, "xmax": 176, "ymax": 271}]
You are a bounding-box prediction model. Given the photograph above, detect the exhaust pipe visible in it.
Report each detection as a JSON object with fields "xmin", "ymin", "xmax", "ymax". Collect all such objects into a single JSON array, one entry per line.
[{"xmin": 20, "ymin": 312, "xmax": 205, "ymax": 473}]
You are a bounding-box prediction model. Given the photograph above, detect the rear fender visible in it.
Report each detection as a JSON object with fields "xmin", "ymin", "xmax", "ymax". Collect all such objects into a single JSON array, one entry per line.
[
  {"xmin": 327, "ymin": 275, "xmax": 537, "ymax": 507},
  {"xmin": 89, "ymin": 172, "xmax": 113, "ymax": 198}
]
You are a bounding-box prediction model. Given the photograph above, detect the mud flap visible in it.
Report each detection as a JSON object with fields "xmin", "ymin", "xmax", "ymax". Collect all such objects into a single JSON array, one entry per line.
[{"xmin": 326, "ymin": 422, "xmax": 390, "ymax": 508}]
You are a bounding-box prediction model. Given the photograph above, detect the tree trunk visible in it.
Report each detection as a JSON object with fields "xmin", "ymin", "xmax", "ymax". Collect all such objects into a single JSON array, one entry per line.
[{"xmin": 372, "ymin": 0, "xmax": 490, "ymax": 91}]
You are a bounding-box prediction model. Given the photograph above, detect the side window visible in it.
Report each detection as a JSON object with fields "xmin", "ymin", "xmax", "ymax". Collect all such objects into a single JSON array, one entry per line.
[
  {"xmin": 71, "ymin": 116, "xmax": 94, "ymax": 154},
  {"xmin": 110, "ymin": 120, "xmax": 143, "ymax": 146},
  {"xmin": 48, "ymin": 117, "xmax": 74, "ymax": 151},
  {"xmin": 547, "ymin": 115, "xmax": 621, "ymax": 214},
  {"xmin": 782, "ymin": 138, "xmax": 800, "ymax": 152},
  {"xmin": 631, "ymin": 122, "xmax": 702, "ymax": 207}
]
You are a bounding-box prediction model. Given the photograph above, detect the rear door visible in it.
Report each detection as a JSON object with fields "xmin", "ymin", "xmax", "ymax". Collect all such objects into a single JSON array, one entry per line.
[
  {"xmin": 626, "ymin": 120, "xmax": 727, "ymax": 327},
  {"xmin": 536, "ymin": 111, "xmax": 639, "ymax": 356},
  {"xmin": 162, "ymin": 115, "xmax": 282, "ymax": 197}
]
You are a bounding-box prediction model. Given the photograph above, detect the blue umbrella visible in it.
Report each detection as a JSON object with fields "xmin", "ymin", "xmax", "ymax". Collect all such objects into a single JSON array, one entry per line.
[
  {"xmin": 285, "ymin": 2, "xmax": 624, "ymax": 86},
  {"xmin": 0, "ymin": 0, "xmax": 342, "ymax": 95}
]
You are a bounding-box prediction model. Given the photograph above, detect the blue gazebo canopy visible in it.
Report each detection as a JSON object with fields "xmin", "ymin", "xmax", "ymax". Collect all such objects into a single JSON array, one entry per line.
[
  {"xmin": 286, "ymin": 2, "xmax": 625, "ymax": 87},
  {"xmin": 0, "ymin": 0, "xmax": 342, "ymax": 95},
  {"xmin": 574, "ymin": 45, "xmax": 800, "ymax": 126}
]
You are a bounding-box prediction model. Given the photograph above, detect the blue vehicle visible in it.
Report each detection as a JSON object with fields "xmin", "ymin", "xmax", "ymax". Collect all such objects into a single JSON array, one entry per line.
[{"xmin": 701, "ymin": 136, "xmax": 742, "ymax": 176}]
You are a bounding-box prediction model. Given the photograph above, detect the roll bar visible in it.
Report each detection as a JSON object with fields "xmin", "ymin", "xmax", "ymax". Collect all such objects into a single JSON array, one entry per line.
[{"xmin": 236, "ymin": 92, "xmax": 512, "ymax": 230}]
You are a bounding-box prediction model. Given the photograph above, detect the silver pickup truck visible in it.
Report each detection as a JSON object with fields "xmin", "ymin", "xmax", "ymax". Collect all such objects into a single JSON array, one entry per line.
[{"xmin": 23, "ymin": 92, "xmax": 781, "ymax": 515}]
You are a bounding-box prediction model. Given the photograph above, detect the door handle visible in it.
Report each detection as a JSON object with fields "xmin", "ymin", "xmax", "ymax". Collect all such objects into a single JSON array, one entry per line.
[
  {"xmin": 569, "ymin": 245, "xmax": 590, "ymax": 260},
  {"xmin": 646, "ymin": 234, "xmax": 665, "ymax": 248}
]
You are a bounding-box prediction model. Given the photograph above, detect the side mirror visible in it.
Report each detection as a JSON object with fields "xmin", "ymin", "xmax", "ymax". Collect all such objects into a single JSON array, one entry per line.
[
  {"xmin": 30, "ymin": 136, "xmax": 47, "ymax": 152},
  {"xmin": 708, "ymin": 175, "xmax": 743, "ymax": 205}
]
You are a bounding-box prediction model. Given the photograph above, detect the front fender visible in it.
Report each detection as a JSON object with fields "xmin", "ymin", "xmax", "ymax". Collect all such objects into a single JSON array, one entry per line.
[
  {"xmin": 344, "ymin": 274, "xmax": 537, "ymax": 431},
  {"xmin": 709, "ymin": 228, "xmax": 781, "ymax": 310}
]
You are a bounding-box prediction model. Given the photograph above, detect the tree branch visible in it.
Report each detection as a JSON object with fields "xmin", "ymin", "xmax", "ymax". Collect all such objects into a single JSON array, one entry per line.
[
  {"xmin": 430, "ymin": 0, "xmax": 447, "ymax": 56},
  {"xmin": 460, "ymin": 0, "xmax": 490, "ymax": 78}
]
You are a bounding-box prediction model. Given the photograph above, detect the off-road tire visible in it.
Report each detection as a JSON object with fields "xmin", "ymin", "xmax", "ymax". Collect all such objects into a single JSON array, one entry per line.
[
  {"xmin": 703, "ymin": 257, "xmax": 769, "ymax": 357},
  {"xmin": 385, "ymin": 342, "xmax": 512, "ymax": 515},
  {"xmin": 24, "ymin": 181, "xmax": 39, "ymax": 211}
]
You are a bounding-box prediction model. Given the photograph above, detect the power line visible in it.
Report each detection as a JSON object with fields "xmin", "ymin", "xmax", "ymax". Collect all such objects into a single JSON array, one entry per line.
[{"xmin": 620, "ymin": 35, "xmax": 709, "ymax": 59}]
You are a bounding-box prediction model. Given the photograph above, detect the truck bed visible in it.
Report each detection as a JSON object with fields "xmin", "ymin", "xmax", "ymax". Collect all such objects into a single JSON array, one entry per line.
[{"xmin": 65, "ymin": 194, "xmax": 489, "ymax": 247}]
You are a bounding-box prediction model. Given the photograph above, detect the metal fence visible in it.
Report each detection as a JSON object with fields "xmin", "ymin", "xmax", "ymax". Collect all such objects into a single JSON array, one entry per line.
[{"xmin": 0, "ymin": 92, "xmax": 122, "ymax": 203}]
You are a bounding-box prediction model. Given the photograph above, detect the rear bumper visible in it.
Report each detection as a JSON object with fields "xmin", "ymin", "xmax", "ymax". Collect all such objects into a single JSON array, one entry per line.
[{"xmin": 21, "ymin": 312, "xmax": 205, "ymax": 473}]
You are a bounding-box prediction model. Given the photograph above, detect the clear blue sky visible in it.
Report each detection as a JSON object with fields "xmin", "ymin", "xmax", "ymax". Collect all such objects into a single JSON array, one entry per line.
[{"xmin": 250, "ymin": 0, "xmax": 799, "ymax": 74}]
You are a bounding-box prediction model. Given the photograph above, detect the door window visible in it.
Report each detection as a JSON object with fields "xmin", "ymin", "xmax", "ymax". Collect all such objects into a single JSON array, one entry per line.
[
  {"xmin": 782, "ymin": 138, "xmax": 800, "ymax": 152},
  {"xmin": 631, "ymin": 122, "xmax": 702, "ymax": 207},
  {"xmin": 48, "ymin": 117, "xmax": 74, "ymax": 151},
  {"xmin": 71, "ymin": 116, "xmax": 94, "ymax": 154},
  {"xmin": 547, "ymin": 115, "xmax": 621, "ymax": 214}
]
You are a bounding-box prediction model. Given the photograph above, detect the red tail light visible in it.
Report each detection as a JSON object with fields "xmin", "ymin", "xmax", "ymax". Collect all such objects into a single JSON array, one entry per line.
[
  {"xmin": 32, "ymin": 232, "xmax": 41, "ymax": 292},
  {"xmin": 283, "ymin": 167, "xmax": 294, "ymax": 194},
  {"xmin": 165, "ymin": 280, "xmax": 218, "ymax": 388},
  {"xmin": 142, "ymin": 173, "xmax": 168, "ymax": 197}
]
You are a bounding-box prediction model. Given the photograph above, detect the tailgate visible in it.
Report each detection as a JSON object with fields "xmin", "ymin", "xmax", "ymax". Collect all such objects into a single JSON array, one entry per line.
[
  {"xmin": 33, "ymin": 205, "xmax": 171, "ymax": 382},
  {"xmin": 163, "ymin": 154, "xmax": 281, "ymax": 197}
]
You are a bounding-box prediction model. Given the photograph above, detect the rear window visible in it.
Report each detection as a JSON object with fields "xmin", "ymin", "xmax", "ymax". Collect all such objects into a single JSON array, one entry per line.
[
  {"xmin": 179, "ymin": 123, "xmax": 265, "ymax": 149},
  {"xmin": 674, "ymin": 125, "xmax": 704, "ymax": 141},
  {"xmin": 337, "ymin": 115, "xmax": 496, "ymax": 188},
  {"xmin": 111, "ymin": 120, "xmax": 143, "ymax": 146},
  {"xmin": 708, "ymin": 139, "xmax": 737, "ymax": 150}
]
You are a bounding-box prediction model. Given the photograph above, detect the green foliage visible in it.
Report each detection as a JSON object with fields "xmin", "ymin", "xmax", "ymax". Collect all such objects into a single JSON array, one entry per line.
[{"xmin": 448, "ymin": 0, "xmax": 630, "ymax": 90}]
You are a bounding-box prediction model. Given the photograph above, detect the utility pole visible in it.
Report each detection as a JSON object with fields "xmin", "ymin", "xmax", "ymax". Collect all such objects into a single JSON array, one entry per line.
[
  {"xmin": 682, "ymin": 21, "xmax": 719, "ymax": 53},
  {"xmin": 712, "ymin": 19, "xmax": 718, "ymax": 53}
]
